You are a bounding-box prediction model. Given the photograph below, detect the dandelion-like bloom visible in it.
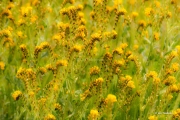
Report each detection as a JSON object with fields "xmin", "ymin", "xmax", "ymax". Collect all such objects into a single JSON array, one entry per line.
[
  {"xmin": 153, "ymin": 77, "xmax": 161, "ymax": 85},
  {"xmin": 154, "ymin": 1, "xmax": 161, "ymax": 8},
  {"xmin": 138, "ymin": 20, "xmax": 146, "ymax": 28},
  {"xmin": 54, "ymin": 103, "xmax": 61, "ymax": 111},
  {"xmin": 128, "ymin": 0, "xmax": 136, "ymax": 5},
  {"xmin": 169, "ymin": 84, "xmax": 179, "ymax": 93},
  {"xmin": 12, "ymin": 90, "xmax": 22, "ymax": 101},
  {"xmin": 154, "ymin": 32, "xmax": 160, "ymax": 41},
  {"xmin": 145, "ymin": 7, "xmax": 154, "ymax": 16},
  {"xmin": 17, "ymin": 31, "xmax": 23, "ymax": 38},
  {"xmin": 95, "ymin": 77, "xmax": 104, "ymax": 84},
  {"xmin": 56, "ymin": 60, "xmax": 68, "ymax": 67},
  {"xmin": 127, "ymin": 81, "xmax": 135, "ymax": 88},
  {"xmin": 146, "ymin": 71, "xmax": 158, "ymax": 79},
  {"xmin": 164, "ymin": 76, "xmax": 176, "ymax": 86},
  {"xmin": 167, "ymin": 11, "xmax": 172, "ymax": 18},
  {"xmin": 105, "ymin": 94, "xmax": 117, "ymax": 103},
  {"xmin": 91, "ymin": 33, "xmax": 102, "ymax": 42},
  {"xmin": 171, "ymin": 63, "xmax": 179, "ymax": 72},
  {"xmin": 131, "ymin": 12, "xmax": 138, "ymax": 18},
  {"xmin": 113, "ymin": 47, "xmax": 124, "ymax": 55},
  {"xmin": 173, "ymin": 109, "xmax": 180, "ymax": 118},
  {"xmin": 148, "ymin": 115, "xmax": 157, "ymax": 120},
  {"xmin": 72, "ymin": 45, "xmax": 83, "ymax": 52},
  {"xmin": 90, "ymin": 66, "xmax": 100, "ymax": 75},
  {"xmin": 39, "ymin": 67, "xmax": 47, "ymax": 74},
  {"xmin": 113, "ymin": 59, "xmax": 125, "ymax": 67},
  {"xmin": 44, "ymin": 114, "xmax": 56, "ymax": 120},
  {"xmin": 0, "ymin": 62, "xmax": 5, "ymax": 70},
  {"xmin": 21, "ymin": 5, "xmax": 32, "ymax": 17},
  {"xmin": 118, "ymin": 8, "xmax": 127, "ymax": 16},
  {"xmin": 88, "ymin": 109, "xmax": 99, "ymax": 120}
]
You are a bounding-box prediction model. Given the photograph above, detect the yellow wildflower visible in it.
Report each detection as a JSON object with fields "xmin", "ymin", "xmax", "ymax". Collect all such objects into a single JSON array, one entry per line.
[
  {"xmin": 44, "ymin": 114, "xmax": 56, "ymax": 120},
  {"xmin": 153, "ymin": 77, "xmax": 161, "ymax": 85},
  {"xmin": 133, "ymin": 44, "xmax": 139, "ymax": 50},
  {"xmin": 54, "ymin": 103, "xmax": 61, "ymax": 111},
  {"xmin": 56, "ymin": 60, "xmax": 68, "ymax": 67},
  {"xmin": 12, "ymin": 90, "xmax": 22, "ymax": 101},
  {"xmin": 169, "ymin": 84, "xmax": 179, "ymax": 93},
  {"xmin": 146, "ymin": 71, "xmax": 158, "ymax": 78},
  {"xmin": 167, "ymin": 11, "xmax": 172, "ymax": 18},
  {"xmin": 105, "ymin": 94, "xmax": 117, "ymax": 103},
  {"xmin": 131, "ymin": 12, "xmax": 139, "ymax": 18},
  {"xmin": 72, "ymin": 45, "xmax": 83, "ymax": 52},
  {"xmin": 21, "ymin": 4, "xmax": 32, "ymax": 17},
  {"xmin": 148, "ymin": 115, "xmax": 157, "ymax": 120},
  {"xmin": 173, "ymin": 109, "xmax": 180, "ymax": 118},
  {"xmin": 128, "ymin": 0, "xmax": 136, "ymax": 5},
  {"xmin": 17, "ymin": 31, "xmax": 23, "ymax": 38},
  {"xmin": 138, "ymin": 20, "xmax": 146, "ymax": 28},
  {"xmin": 171, "ymin": 63, "xmax": 179, "ymax": 72},
  {"xmin": 154, "ymin": 1, "xmax": 161, "ymax": 8},
  {"xmin": 88, "ymin": 109, "xmax": 99, "ymax": 120},
  {"xmin": 145, "ymin": 7, "xmax": 154, "ymax": 16},
  {"xmin": 118, "ymin": 8, "xmax": 127, "ymax": 15},
  {"xmin": 164, "ymin": 76, "xmax": 176, "ymax": 86},
  {"xmin": 127, "ymin": 81, "xmax": 135, "ymax": 88},
  {"xmin": 29, "ymin": 91, "xmax": 35, "ymax": 97},
  {"xmin": 154, "ymin": 32, "xmax": 160, "ymax": 41},
  {"xmin": 90, "ymin": 66, "xmax": 100, "ymax": 75},
  {"xmin": 30, "ymin": 15, "xmax": 38, "ymax": 23},
  {"xmin": 0, "ymin": 62, "xmax": 5, "ymax": 70}
]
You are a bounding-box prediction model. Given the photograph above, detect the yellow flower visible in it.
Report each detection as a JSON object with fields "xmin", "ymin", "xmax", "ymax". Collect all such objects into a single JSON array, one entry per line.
[
  {"xmin": 128, "ymin": 0, "xmax": 136, "ymax": 5},
  {"xmin": 17, "ymin": 31, "xmax": 23, "ymax": 38},
  {"xmin": 39, "ymin": 67, "xmax": 47, "ymax": 74},
  {"xmin": 167, "ymin": 11, "xmax": 172, "ymax": 18},
  {"xmin": 145, "ymin": 7, "xmax": 154, "ymax": 16},
  {"xmin": 113, "ymin": 47, "xmax": 124, "ymax": 55},
  {"xmin": 30, "ymin": 15, "xmax": 38, "ymax": 23},
  {"xmin": 118, "ymin": 8, "xmax": 127, "ymax": 15},
  {"xmin": 114, "ymin": 0, "xmax": 122, "ymax": 8},
  {"xmin": 171, "ymin": 63, "xmax": 179, "ymax": 72},
  {"xmin": 21, "ymin": 4, "xmax": 32, "ymax": 17},
  {"xmin": 72, "ymin": 45, "xmax": 83, "ymax": 52},
  {"xmin": 148, "ymin": 115, "xmax": 157, "ymax": 120},
  {"xmin": 90, "ymin": 66, "xmax": 100, "ymax": 75},
  {"xmin": 146, "ymin": 71, "xmax": 158, "ymax": 78},
  {"xmin": 17, "ymin": 18, "xmax": 25, "ymax": 26},
  {"xmin": 171, "ymin": 0, "xmax": 177, "ymax": 4},
  {"xmin": 173, "ymin": 109, "xmax": 180, "ymax": 118},
  {"xmin": 54, "ymin": 103, "xmax": 61, "ymax": 111},
  {"xmin": 12, "ymin": 90, "xmax": 22, "ymax": 101},
  {"xmin": 164, "ymin": 76, "xmax": 176, "ymax": 86},
  {"xmin": 88, "ymin": 109, "xmax": 99, "ymax": 120},
  {"xmin": 127, "ymin": 81, "xmax": 135, "ymax": 88},
  {"xmin": 105, "ymin": 94, "xmax": 117, "ymax": 103},
  {"xmin": 154, "ymin": 32, "xmax": 160, "ymax": 41},
  {"xmin": 0, "ymin": 62, "xmax": 5, "ymax": 70},
  {"xmin": 154, "ymin": 1, "xmax": 161, "ymax": 8},
  {"xmin": 120, "ymin": 43, "xmax": 128, "ymax": 49},
  {"xmin": 56, "ymin": 60, "xmax": 68, "ymax": 67},
  {"xmin": 131, "ymin": 12, "xmax": 139, "ymax": 18},
  {"xmin": 29, "ymin": 91, "xmax": 35, "ymax": 97},
  {"xmin": 44, "ymin": 114, "xmax": 56, "ymax": 120},
  {"xmin": 169, "ymin": 84, "xmax": 179, "ymax": 93},
  {"xmin": 138, "ymin": 20, "xmax": 146, "ymax": 28},
  {"xmin": 133, "ymin": 44, "xmax": 139, "ymax": 50},
  {"xmin": 153, "ymin": 77, "xmax": 161, "ymax": 85}
]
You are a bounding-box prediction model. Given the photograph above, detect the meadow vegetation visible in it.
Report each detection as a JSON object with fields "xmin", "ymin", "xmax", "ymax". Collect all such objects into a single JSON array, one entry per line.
[{"xmin": 1, "ymin": 0, "xmax": 180, "ymax": 120}]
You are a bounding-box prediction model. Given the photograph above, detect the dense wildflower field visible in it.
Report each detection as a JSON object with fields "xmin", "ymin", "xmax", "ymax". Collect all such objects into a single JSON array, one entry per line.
[{"xmin": 1, "ymin": 0, "xmax": 180, "ymax": 120}]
